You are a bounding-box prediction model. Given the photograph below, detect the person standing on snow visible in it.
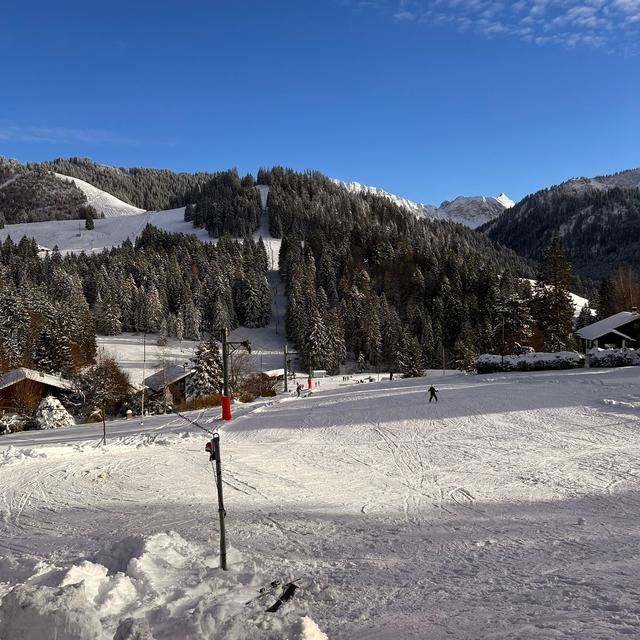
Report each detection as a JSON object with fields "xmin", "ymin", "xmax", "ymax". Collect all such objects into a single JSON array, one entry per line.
[
  {"xmin": 428, "ymin": 385, "xmax": 438, "ymax": 403},
  {"xmin": 296, "ymin": 383, "xmax": 302, "ymax": 398}
]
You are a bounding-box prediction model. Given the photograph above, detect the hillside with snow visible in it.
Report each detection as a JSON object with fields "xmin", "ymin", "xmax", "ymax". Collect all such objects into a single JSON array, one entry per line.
[
  {"xmin": 336, "ymin": 180, "xmax": 514, "ymax": 229},
  {"xmin": 54, "ymin": 173, "xmax": 145, "ymax": 218},
  {"xmin": 2, "ymin": 367, "xmax": 640, "ymax": 637}
]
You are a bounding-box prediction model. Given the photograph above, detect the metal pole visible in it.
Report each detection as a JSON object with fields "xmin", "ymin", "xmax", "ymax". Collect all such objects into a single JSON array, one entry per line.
[
  {"xmin": 140, "ymin": 332, "xmax": 146, "ymax": 422},
  {"xmin": 102, "ymin": 403, "xmax": 106, "ymax": 445},
  {"xmin": 308, "ymin": 354, "xmax": 312, "ymax": 390},
  {"xmin": 211, "ymin": 434, "xmax": 227, "ymax": 570},
  {"xmin": 284, "ymin": 344, "xmax": 288, "ymax": 393},
  {"xmin": 501, "ymin": 314, "xmax": 505, "ymax": 371}
]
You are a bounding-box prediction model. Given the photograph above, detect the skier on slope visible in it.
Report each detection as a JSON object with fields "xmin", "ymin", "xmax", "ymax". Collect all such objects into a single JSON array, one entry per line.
[
  {"xmin": 296, "ymin": 383, "xmax": 302, "ymax": 398},
  {"xmin": 428, "ymin": 385, "xmax": 438, "ymax": 403}
]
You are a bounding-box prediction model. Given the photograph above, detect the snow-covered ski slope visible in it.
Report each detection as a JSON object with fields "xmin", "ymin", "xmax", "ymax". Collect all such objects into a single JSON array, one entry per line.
[
  {"xmin": 0, "ymin": 207, "xmax": 209, "ymax": 253},
  {"xmin": 2, "ymin": 367, "xmax": 640, "ymax": 638},
  {"xmin": 54, "ymin": 173, "xmax": 145, "ymax": 218},
  {"xmin": 0, "ymin": 185, "xmax": 278, "ymax": 259},
  {"xmin": 335, "ymin": 179, "xmax": 514, "ymax": 229}
]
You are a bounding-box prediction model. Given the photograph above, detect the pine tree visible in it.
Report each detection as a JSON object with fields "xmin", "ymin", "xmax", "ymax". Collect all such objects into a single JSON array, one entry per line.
[
  {"xmin": 532, "ymin": 239, "xmax": 576, "ymax": 352},
  {"xmin": 145, "ymin": 286, "xmax": 163, "ymax": 333},
  {"xmin": 398, "ymin": 330, "xmax": 424, "ymax": 378},
  {"xmin": 187, "ymin": 339, "xmax": 223, "ymax": 398},
  {"xmin": 575, "ymin": 303, "xmax": 593, "ymax": 330},
  {"xmin": 453, "ymin": 322, "xmax": 477, "ymax": 371}
]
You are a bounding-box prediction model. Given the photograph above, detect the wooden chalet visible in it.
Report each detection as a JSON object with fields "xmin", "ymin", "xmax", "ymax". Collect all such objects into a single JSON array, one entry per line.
[
  {"xmin": 143, "ymin": 365, "xmax": 194, "ymax": 403},
  {"xmin": 0, "ymin": 368, "xmax": 74, "ymax": 412},
  {"xmin": 576, "ymin": 310, "xmax": 640, "ymax": 352}
]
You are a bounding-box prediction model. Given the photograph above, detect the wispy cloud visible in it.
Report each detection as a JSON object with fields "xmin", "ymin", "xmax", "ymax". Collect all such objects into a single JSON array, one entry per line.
[
  {"xmin": 0, "ymin": 125, "xmax": 135, "ymax": 145},
  {"xmin": 354, "ymin": 0, "xmax": 640, "ymax": 52}
]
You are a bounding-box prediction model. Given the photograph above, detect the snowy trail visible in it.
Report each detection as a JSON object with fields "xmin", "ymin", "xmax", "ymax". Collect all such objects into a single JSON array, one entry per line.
[{"xmin": 2, "ymin": 368, "xmax": 640, "ymax": 638}]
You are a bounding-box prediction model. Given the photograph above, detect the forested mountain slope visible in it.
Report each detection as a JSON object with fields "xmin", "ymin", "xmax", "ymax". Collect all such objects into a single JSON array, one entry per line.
[
  {"xmin": 483, "ymin": 169, "xmax": 640, "ymax": 279},
  {"xmin": 40, "ymin": 157, "xmax": 216, "ymax": 211},
  {"xmin": 0, "ymin": 228, "xmax": 272, "ymax": 375},
  {"xmin": 0, "ymin": 157, "xmax": 95, "ymax": 225},
  {"xmin": 257, "ymin": 167, "xmax": 537, "ymax": 373}
]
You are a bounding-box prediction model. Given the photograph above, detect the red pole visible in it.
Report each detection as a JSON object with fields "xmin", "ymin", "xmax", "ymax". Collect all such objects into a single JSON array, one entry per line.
[
  {"xmin": 222, "ymin": 395, "xmax": 232, "ymax": 421},
  {"xmin": 222, "ymin": 329, "xmax": 232, "ymax": 420}
]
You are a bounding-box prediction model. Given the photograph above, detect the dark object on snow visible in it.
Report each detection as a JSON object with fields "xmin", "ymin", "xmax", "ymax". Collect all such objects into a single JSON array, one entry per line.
[
  {"xmin": 428, "ymin": 386, "xmax": 438, "ymax": 403},
  {"xmin": 266, "ymin": 582, "xmax": 299, "ymax": 612},
  {"xmin": 113, "ymin": 617, "xmax": 155, "ymax": 640},
  {"xmin": 245, "ymin": 579, "xmax": 282, "ymax": 605}
]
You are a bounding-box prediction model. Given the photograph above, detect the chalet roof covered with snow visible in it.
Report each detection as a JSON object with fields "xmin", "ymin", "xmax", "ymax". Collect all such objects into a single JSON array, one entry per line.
[
  {"xmin": 143, "ymin": 366, "xmax": 194, "ymax": 393},
  {"xmin": 576, "ymin": 311, "xmax": 640, "ymax": 341},
  {"xmin": 0, "ymin": 368, "xmax": 74, "ymax": 392}
]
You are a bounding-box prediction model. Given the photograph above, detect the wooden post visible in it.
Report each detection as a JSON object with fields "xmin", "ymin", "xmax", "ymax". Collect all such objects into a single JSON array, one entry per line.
[
  {"xmin": 283, "ymin": 344, "xmax": 288, "ymax": 393},
  {"xmin": 101, "ymin": 403, "xmax": 106, "ymax": 446}
]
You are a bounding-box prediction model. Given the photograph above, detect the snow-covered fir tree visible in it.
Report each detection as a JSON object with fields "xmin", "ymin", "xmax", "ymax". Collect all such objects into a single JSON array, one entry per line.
[{"xmin": 186, "ymin": 339, "xmax": 223, "ymax": 398}]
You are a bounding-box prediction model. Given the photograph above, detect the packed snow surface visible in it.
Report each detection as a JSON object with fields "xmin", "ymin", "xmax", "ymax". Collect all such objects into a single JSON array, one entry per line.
[
  {"xmin": 2, "ymin": 367, "xmax": 640, "ymax": 638},
  {"xmin": 336, "ymin": 180, "xmax": 514, "ymax": 229},
  {"xmin": 0, "ymin": 207, "xmax": 208, "ymax": 254},
  {"xmin": 54, "ymin": 173, "xmax": 145, "ymax": 218}
]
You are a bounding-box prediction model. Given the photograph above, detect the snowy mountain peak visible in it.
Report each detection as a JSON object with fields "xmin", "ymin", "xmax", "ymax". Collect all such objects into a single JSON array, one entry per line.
[{"xmin": 335, "ymin": 179, "xmax": 513, "ymax": 229}]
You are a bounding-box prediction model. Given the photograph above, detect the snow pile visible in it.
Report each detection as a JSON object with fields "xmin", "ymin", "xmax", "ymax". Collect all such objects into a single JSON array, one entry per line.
[
  {"xmin": 477, "ymin": 351, "xmax": 584, "ymax": 373},
  {"xmin": 602, "ymin": 398, "xmax": 640, "ymax": 410},
  {"xmin": 33, "ymin": 396, "xmax": 75, "ymax": 430},
  {"xmin": 0, "ymin": 531, "xmax": 326, "ymax": 639},
  {"xmin": 0, "ymin": 582, "xmax": 103, "ymax": 640},
  {"xmin": 589, "ymin": 347, "xmax": 640, "ymax": 368},
  {"xmin": 294, "ymin": 617, "xmax": 329, "ymax": 640},
  {"xmin": 0, "ymin": 445, "xmax": 47, "ymax": 465},
  {"xmin": 55, "ymin": 173, "xmax": 145, "ymax": 218}
]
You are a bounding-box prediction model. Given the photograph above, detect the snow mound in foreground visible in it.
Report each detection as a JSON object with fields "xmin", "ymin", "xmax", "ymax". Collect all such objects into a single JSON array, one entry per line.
[
  {"xmin": 0, "ymin": 531, "xmax": 327, "ymax": 639},
  {"xmin": 0, "ymin": 445, "xmax": 47, "ymax": 465},
  {"xmin": 55, "ymin": 173, "xmax": 145, "ymax": 218},
  {"xmin": 0, "ymin": 581, "xmax": 102, "ymax": 640}
]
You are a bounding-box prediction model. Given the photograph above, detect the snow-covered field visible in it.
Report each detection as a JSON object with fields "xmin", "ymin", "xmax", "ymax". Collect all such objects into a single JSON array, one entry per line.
[
  {"xmin": 0, "ymin": 207, "xmax": 211, "ymax": 254},
  {"xmin": 2, "ymin": 367, "xmax": 640, "ymax": 638}
]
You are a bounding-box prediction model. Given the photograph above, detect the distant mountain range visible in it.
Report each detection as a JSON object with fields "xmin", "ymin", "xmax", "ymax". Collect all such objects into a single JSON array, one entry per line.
[
  {"xmin": 336, "ymin": 180, "xmax": 514, "ymax": 229},
  {"xmin": 483, "ymin": 168, "xmax": 640, "ymax": 279}
]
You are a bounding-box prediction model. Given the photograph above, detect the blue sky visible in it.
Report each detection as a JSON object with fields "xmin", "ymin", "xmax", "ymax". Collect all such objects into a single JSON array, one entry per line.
[{"xmin": 0, "ymin": 0, "xmax": 637, "ymax": 204}]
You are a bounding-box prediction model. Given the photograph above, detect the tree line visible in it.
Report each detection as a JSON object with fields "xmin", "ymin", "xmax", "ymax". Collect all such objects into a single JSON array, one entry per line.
[
  {"xmin": 257, "ymin": 168, "xmax": 581, "ymax": 375},
  {"xmin": 0, "ymin": 226, "xmax": 272, "ymax": 377}
]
